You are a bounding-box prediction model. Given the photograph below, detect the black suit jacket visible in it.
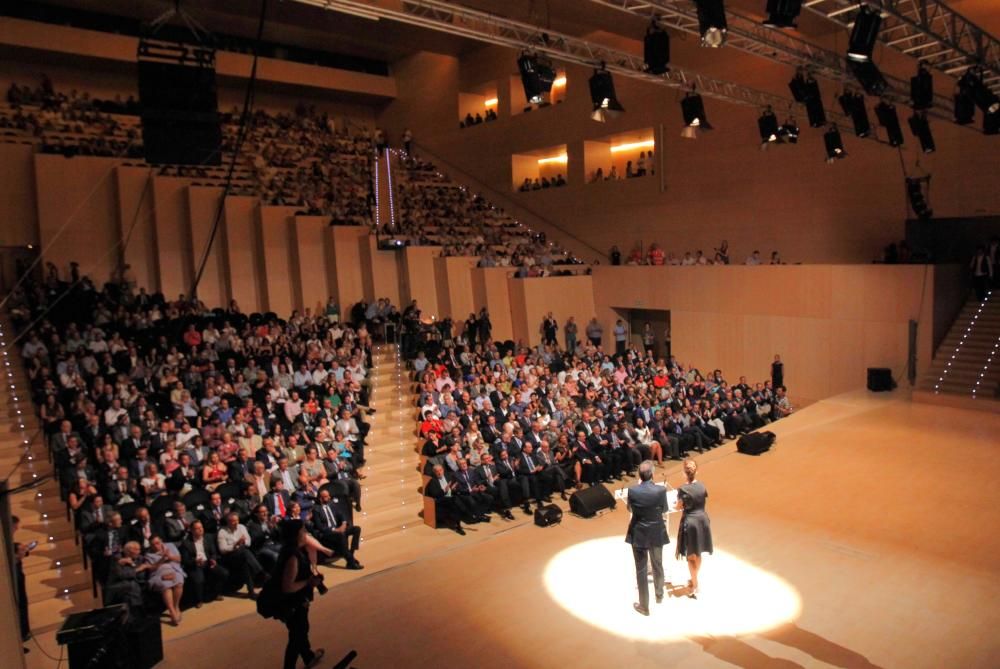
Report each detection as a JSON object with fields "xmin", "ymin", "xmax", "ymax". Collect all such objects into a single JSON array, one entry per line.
[
  {"xmin": 263, "ymin": 490, "xmax": 291, "ymax": 518},
  {"xmin": 625, "ymin": 480, "xmax": 669, "ymax": 548},
  {"xmin": 312, "ymin": 502, "xmax": 341, "ymax": 532},
  {"xmin": 180, "ymin": 533, "xmax": 222, "ymax": 568},
  {"xmin": 424, "ymin": 474, "xmax": 455, "ymax": 500}
]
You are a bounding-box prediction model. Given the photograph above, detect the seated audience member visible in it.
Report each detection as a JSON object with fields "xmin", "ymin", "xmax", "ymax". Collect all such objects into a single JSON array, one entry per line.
[
  {"xmin": 310, "ymin": 490, "xmax": 363, "ymax": 569},
  {"xmin": 180, "ymin": 520, "xmax": 229, "ymax": 607},
  {"xmin": 217, "ymin": 512, "xmax": 266, "ymax": 599},
  {"xmin": 145, "ymin": 535, "xmax": 186, "ymax": 625}
]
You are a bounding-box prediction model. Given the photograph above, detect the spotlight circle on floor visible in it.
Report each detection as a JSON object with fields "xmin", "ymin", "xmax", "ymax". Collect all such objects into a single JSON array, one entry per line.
[{"xmin": 543, "ymin": 536, "xmax": 801, "ymax": 641}]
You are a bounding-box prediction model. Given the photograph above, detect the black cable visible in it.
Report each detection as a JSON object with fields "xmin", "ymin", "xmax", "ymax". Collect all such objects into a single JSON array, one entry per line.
[{"xmin": 190, "ymin": 0, "xmax": 268, "ymax": 299}]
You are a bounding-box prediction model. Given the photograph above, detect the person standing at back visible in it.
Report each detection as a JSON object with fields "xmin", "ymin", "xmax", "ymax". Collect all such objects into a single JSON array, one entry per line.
[{"xmin": 625, "ymin": 461, "xmax": 668, "ymax": 616}]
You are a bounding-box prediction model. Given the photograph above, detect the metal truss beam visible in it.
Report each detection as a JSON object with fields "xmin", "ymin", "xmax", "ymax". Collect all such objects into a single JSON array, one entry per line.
[
  {"xmin": 802, "ymin": 0, "xmax": 1000, "ymax": 94},
  {"xmin": 589, "ymin": 0, "xmax": 966, "ymax": 130},
  {"xmin": 289, "ymin": 0, "xmax": 876, "ymax": 139}
]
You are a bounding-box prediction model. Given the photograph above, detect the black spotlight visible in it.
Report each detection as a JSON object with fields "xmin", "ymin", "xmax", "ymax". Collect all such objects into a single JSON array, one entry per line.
[
  {"xmin": 695, "ymin": 0, "xmax": 728, "ymax": 48},
  {"xmin": 763, "ymin": 0, "xmax": 802, "ymax": 28},
  {"xmin": 681, "ymin": 91, "xmax": 711, "ymax": 137},
  {"xmin": 778, "ymin": 117, "xmax": 800, "ymax": 143},
  {"xmin": 985, "ymin": 110, "xmax": 1000, "ymax": 135},
  {"xmin": 847, "ymin": 5, "xmax": 881, "ymax": 63},
  {"xmin": 518, "ymin": 52, "xmax": 555, "ymax": 104},
  {"xmin": 644, "ymin": 21, "xmax": 671, "ymax": 74},
  {"xmin": 907, "ymin": 112, "xmax": 935, "ymax": 153},
  {"xmin": 758, "ymin": 106, "xmax": 780, "ymax": 144},
  {"xmin": 959, "ymin": 67, "xmax": 1000, "ymax": 114},
  {"xmin": 849, "ymin": 60, "xmax": 889, "ymax": 96},
  {"xmin": 910, "ymin": 63, "xmax": 933, "ymax": 111},
  {"xmin": 906, "ymin": 176, "xmax": 932, "ymax": 220},
  {"xmin": 954, "ymin": 84, "xmax": 976, "ymax": 124},
  {"xmin": 823, "ymin": 125, "xmax": 846, "ymax": 162},
  {"xmin": 789, "ymin": 71, "xmax": 826, "ymax": 127},
  {"xmin": 875, "ymin": 101, "xmax": 904, "ymax": 147},
  {"xmin": 838, "ymin": 90, "xmax": 871, "ymax": 137},
  {"xmin": 589, "ymin": 68, "xmax": 624, "ymax": 122}
]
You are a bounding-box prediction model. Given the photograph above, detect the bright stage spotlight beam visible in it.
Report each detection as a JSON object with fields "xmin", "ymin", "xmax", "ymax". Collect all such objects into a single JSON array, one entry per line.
[{"xmin": 543, "ymin": 536, "xmax": 801, "ymax": 641}]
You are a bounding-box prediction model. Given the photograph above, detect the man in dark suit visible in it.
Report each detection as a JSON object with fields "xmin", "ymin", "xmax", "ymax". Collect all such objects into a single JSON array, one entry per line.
[
  {"xmin": 515, "ymin": 443, "xmax": 545, "ymax": 512},
  {"xmin": 180, "ymin": 520, "xmax": 229, "ymax": 606},
  {"xmin": 311, "ymin": 490, "xmax": 363, "ymax": 569},
  {"xmin": 162, "ymin": 500, "xmax": 196, "ymax": 543},
  {"xmin": 424, "ymin": 464, "xmax": 470, "ymax": 535},
  {"xmin": 451, "ymin": 459, "xmax": 492, "ymax": 520},
  {"xmin": 199, "ymin": 491, "xmax": 228, "ymax": 533},
  {"xmin": 263, "ymin": 478, "xmax": 292, "ymax": 520},
  {"xmin": 473, "ymin": 454, "xmax": 515, "ymax": 520},
  {"xmin": 625, "ymin": 461, "xmax": 669, "ymax": 616}
]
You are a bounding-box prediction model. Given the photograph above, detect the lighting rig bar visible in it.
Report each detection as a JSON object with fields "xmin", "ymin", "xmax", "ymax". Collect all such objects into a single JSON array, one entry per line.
[
  {"xmin": 803, "ymin": 0, "xmax": 1000, "ymax": 94},
  {"xmin": 590, "ymin": 0, "xmax": 969, "ymax": 130},
  {"xmin": 290, "ymin": 0, "xmax": 872, "ymax": 137}
]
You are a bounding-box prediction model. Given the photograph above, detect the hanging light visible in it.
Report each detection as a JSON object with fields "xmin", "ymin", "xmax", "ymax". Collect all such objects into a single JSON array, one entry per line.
[
  {"xmin": 680, "ymin": 90, "xmax": 711, "ymax": 138},
  {"xmin": 763, "ymin": 0, "xmax": 802, "ymax": 28},
  {"xmin": 588, "ymin": 67, "xmax": 625, "ymax": 122},
  {"xmin": 518, "ymin": 52, "xmax": 555, "ymax": 104},
  {"xmin": 838, "ymin": 90, "xmax": 871, "ymax": 137},
  {"xmin": 757, "ymin": 106, "xmax": 780, "ymax": 145},
  {"xmin": 907, "ymin": 112, "xmax": 935, "ymax": 153},
  {"xmin": 847, "ymin": 5, "xmax": 882, "ymax": 63},
  {"xmin": 643, "ymin": 20, "xmax": 670, "ymax": 74},
  {"xmin": 823, "ymin": 125, "xmax": 846, "ymax": 162},
  {"xmin": 695, "ymin": 0, "xmax": 728, "ymax": 48},
  {"xmin": 875, "ymin": 101, "xmax": 904, "ymax": 147}
]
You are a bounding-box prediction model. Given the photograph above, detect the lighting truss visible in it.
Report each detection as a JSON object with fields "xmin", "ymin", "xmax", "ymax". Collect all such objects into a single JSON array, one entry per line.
[
  {"xmin": 289, "ymin": 0, "xmax": 871, "ymax": 137},
  {"xmin": 801, "ymin": 0, "xmax": 1000, "ymax": 95},
  {"xmin": 589, "ymin": 0, "xmax": 972, "ymax": 131}
]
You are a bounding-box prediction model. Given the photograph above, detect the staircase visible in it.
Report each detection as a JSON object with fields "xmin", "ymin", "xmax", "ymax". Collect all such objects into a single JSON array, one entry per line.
[
  {"xmin": 914, "ymin": 291, "xmax": 1000, "ymax": 412},
  {"xmin": 356, "ymin": 344, "xmax": 423, "ymax": 541},
  {"xmin": 0, "ymin": 316, "xmax": 99, "ymax": 638}
]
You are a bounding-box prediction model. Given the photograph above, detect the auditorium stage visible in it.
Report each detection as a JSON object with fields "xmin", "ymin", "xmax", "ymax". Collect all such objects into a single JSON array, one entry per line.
[{"xmin": 29, "ymin": 390, "xmax": 1000, "ymax": 669}]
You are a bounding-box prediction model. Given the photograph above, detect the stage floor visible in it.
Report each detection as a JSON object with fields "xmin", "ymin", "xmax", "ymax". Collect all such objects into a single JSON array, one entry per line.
[{"xmin": 29, "ymin": 390, "xmax": 1000, "ymax": 668}]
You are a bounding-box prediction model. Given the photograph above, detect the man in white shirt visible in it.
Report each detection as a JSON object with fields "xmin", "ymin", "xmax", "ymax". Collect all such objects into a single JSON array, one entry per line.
[
  {"xmin": 284, "ymin": 392, "xmax": 304, "ymax": 424},
  {"xmin": 745, "ymin": 250, "xmax": 762, "ymax": 265},
  {"xmin": 216, "ymin": 513, "xmax": 265, "ymax": 599}
]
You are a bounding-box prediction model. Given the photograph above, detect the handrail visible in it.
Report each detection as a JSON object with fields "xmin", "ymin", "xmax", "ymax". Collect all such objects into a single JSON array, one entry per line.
[{"xmin": 408, "ymin": 142, "xmax": 609, "ymax": 263}]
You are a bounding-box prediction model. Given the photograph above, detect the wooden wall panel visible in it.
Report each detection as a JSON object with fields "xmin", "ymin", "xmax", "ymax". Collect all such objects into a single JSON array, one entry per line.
[
  {"xmin": 401, "ymin": 246, "xmax": 441, "ymax": 318},
  {"xmin": 115, "ymin": 167, "xmax": 158, "ymax": 293},
  {"xmin": 329, "ymin": 226, "xmax": 369, "ymax": 312},
  {"xmin": 223, "ymin": 196, "xmax": 263, "ymax": 313},
  {"xmin": 513, "ymin": 275, "xmax": 597, "ymax": 348},
  {"xmin": 362, "ymin": 236, "xmax": 402, "ymax": 306},
  {"xmin": 35, "ymin": 154, "xmax": 120, "ymax": 287},
  {"xmin": 152, "ymin": 177, "xmax": 194, "ymax": 300},
  {"xmin": 0, "ymin": 143, "xmax": 38, "ymax": 247},
  {"xmin": 258, "ymin": 206, "xmax": 299, "ymax": 316},
  {"xmin": 474, "ymin": 268, "xmax": 515, "ymax": 342},
  {"xmin": 293, "ymin": 216, "xmax": 331, "ymax": 315},
  {"xmin": 187, "ymin": 186, "xmax": 229, "ymax": 309}
]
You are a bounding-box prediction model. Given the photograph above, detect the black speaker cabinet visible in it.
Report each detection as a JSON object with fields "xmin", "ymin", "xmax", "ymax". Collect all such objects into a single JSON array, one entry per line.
[
  {"xmin": 138, "ymin": 59, "xmax": 221, "ymax": 165},
  {"xmin": 569, "ymin": 484, "xmax": 616, "ymax": 518},
  {"xmin": 534, "ymin": 503, "xmax": 563, "ymax": 527},
  {"xmin": 867, "ymin": 367, "xmax": 894, "ymax": 392},
  {"xmin": 56, "ymin": 605, "xmax": 162, "ymax": 669},
  {"xmin": 737, "ymin": 431, "xmax": 775, "ymax": 456}
]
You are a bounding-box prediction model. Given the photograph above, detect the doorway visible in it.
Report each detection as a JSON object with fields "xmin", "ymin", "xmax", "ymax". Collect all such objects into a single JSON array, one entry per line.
[{"xmin": 627, "ymin": 308, "xmax": 671, "ymax": 360}]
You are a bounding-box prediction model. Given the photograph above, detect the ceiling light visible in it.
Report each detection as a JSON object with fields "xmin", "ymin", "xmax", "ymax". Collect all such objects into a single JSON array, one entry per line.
[
  {"xmin": 681, "ymin": 91, "xmax": 711, "ymax": 137},
  {"xmin": 644, "ymin": 20, "xmax": 670, "ymax": 74},
  {"xmin": 823, "ymin": 125, "xmax": 846, "ymax": 162},
  {"xmin": 959, "ymin": 67, "xmax": 1000, "ymax": 115},
  {"xmin": 518, "ymin": 52, "xmax": 556, "ymax": 104},
  {"xmin": 910, "ymin": 63, "xmax": 933, "ymax": 111},
  {"xmin": 848, "ymin": 60, "xmax": 888, "ymax": 96},
  {"xmin": 847, "ymin": 5, "xmax": 881, "ymax": 63},
  {"xmin": 763, "ymin": 0, "xmax": 802, "ymax": 28},
  {"xmin": 907, "ymin": 112, "xmax": 935, "ymax": 153},
  {"xmin": 837, "ymin": 90, "xmax": 871, "ymax": 137},
  {"xmin": 906, "ymin": 176, "xmax": 933, "ymax": 220},
  {"xmin": 778, "ymin": 117, "xmax": 799, "ymax": 143},
  {"xmin": 875, "ymin": 101, "xmax": 904, "ymax": 147},
  {"xmin": 610, "ymin": 139, "xmax": 655, "ymax": 153},
  {"xmin": 758, "ymin": 106, "xmax": 779, "ymax": 145},
  {"xmin": 695, "ymin": 0, "xmax": 728, "ymax": 48},
  {"xmin": 589, "ymin": 68, "xmax": 625, "ymax": 122},
  {"xmin": 537, "ymin": 154, "xmax": 568, "ymax": 165}
]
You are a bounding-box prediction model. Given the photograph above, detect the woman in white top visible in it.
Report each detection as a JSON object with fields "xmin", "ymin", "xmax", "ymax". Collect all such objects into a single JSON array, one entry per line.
[
  {"xmin": 141, "ymin": 463, "xmax": 167, "ymax": 503},
  {"xmin": 633, "ymin": 417, "xmax": 664, "ymax": 466}
]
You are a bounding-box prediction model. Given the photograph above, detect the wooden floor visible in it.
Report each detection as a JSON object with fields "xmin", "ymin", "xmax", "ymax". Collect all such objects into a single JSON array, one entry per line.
[{"xmin": 23, "ymin": 388, "xmax": 1000, "ymax": 669}]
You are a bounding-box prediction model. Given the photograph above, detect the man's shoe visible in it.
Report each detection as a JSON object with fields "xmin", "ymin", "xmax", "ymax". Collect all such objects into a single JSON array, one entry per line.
[
  {"xmin": 633, "ymin": 603, "xmax": 649, "ymax": 616},
  {"xmin": 521, "ymin": 504, "xmax": 532, "ymax": 515},
  {"xmin": 454, "ymin": 525, "xmax": 466, "ymax": 536},
  {"xmin": 502, "ymin": 509, "xmax": 515, "ymax": 520},
  {"xmin": 560, "ymin": 491, "xmax": 568, "ymax": 501},
  {"xmin": 346, "ymin": 561, "xmax": 364, "ymax": 570},
  {"xmin": 655, "ymin": 594, "xmax": 663, "ymax": 604},
  {"xmin": 305, "ymin": 649, "xmax": 326, "ymax": 669},
  {"xmin": 477, "ymin": 514, "xmax": 492, "ymax": 522}
]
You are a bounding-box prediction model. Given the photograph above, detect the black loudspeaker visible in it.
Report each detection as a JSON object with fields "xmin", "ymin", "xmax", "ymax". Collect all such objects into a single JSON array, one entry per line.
[
  {"xmin": 56, "ymin": 605, "xmax": 163, "ymax": 669},
  {"xmin": 138, "ymin": 58, "xmax": 221, "ymax": 165},
  {"xmin": 569, "ymin": 484, "xmax": 616, "ymax": 518},
  {"xmin": 867, "ymin": 367, "xmax": 894, "ymax": 392},
  {"xmin": 737, "ymin": 431, "xmax": 775, "ymax": 456},
  {"xmin": 534, "ymin": 503, "xmax": 563, "ymax": 527}
]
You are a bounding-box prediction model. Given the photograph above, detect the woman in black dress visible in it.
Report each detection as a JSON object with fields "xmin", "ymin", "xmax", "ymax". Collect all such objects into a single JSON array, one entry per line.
[
  {"xmin": 675, "ymin": 459, "xmax": 712, "ymax": 598},
  {"xmin": 277, "ymin": 520, "xmax": 325, "ymax": 669}
]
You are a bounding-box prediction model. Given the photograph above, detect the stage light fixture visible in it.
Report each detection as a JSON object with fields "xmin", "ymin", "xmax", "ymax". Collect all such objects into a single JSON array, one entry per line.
[
  {"xmin": 681, "ymin": 91, "xmax": 711, "ymax": 137},
  {"xmin": 875, "ymin": 101, "xmax": 904, "ymax": 147},
  {"xmin": 823, "ymin": 125, "xmax": 846, "ymax": 162},
  {"xmin": 763, "ymin": 0, "xmax": 802, "ymax": 28},
  {"xmin": 848, "ymin": 60, "xmax": 889, "ymax": 96},
  {"xmin": 910, "ymin": 63, "xmax": 933, "ymax": 111},
  {"xmin": 758, "ymin": 106, "xmax": 779, "ymax": 145},
  {"xmin": 953, "ymin": 84, "xmax": 976, "ymax": 124},
  {"xmin": 778, "ymin": 117, "xmax": 799, "ymax": 143},
  {"xmin": 985, "ymin": 110, "xmax": 1000, "ymax": 135},
  {"xmin": 518, "ymin": 52, "xmax": 556, "ymax": 104},
  {"xmin": 644, "ymin": 20, "xmax": 671, "ymax": 74},
  {"xmin": 906, "ymin": 176, "xmax": 932, "ymax": 220},
  {"xmin": 847, "ymin": 5, "xmax": 881, "ymax": 63},
  {"xmin": 907, "ymin": 112, "xmax": 935, "ymax": 153},
  {"xmin": 695, "ymin": 0, "xmax": 728, "ymax": 48},
  {"xmin": 959, "ymin": 67, "xmax": 1000, "ymax": 115},
  {"xmin": 589, "ymin": 68, "xmax": 625, "ymax": 122},
  {"xmin": 788, "ymin": 71, "xmax": 826, "ymax": 127},
  {"xmin": 838, "ymin": 90, "xmax": 871, "ymax": 137}
]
